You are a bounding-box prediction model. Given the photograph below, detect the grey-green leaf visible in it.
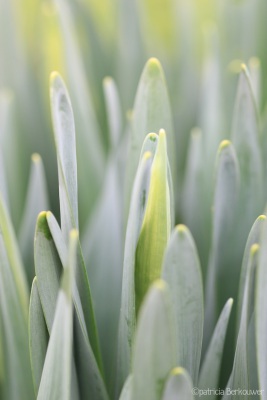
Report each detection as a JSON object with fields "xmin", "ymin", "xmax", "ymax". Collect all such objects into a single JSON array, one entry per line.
[
  {"xmin": 162, "ymin": 224, "xmax": 203, "ymax": 385},
  {"xmin": 162, "ymin": 368, "xmax": 193, "ymax": 400},
  {"xmin": 132, "ymin": 280, "xmax": 176, "ymax": 400},
  {"xmin": 29, "ymin": 277, "xmax": 49, "ymax": 395},
  {"xmin": 236, "ymin": 215, "xmax": 265, "ymax": 336},
  {"xmin": 125, "ymin": 58, "xmax": 175, "ymax": 216},
  {"xmin": 0, "ymin": 195, "xmax": 34, "ymax": 399},
  {"xmin": 117, "ymin": 151, "xmax": 153, "ymax": 393},
  {"xmin": 19, "ymin": 153, "xmax": 49, "ymax": 282},
  {"xmin": 119, "ymin": 375, "xmax": 133, "ymax": 400},
  {"xmin": 199, "ymin": 299, "xmax": 233, "ymax": 398},
  {"xmin": 37, "ymin": 230, "xmax": 78, "ymax": 400},
  {"xmin": 256, "ymin": 217, "xmax": 267, "ymax": 400},
  {"xmin": 232, "ymin": 245, "xmax": 259, "ymax": 399}
]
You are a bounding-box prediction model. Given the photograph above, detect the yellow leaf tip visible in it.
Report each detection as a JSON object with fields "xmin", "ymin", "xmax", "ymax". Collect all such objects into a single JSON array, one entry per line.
[
  {"xmin": 170, "ymin": 367, "xmax": 186, "ymax": 376},
  {"xmin": 258, "ymin": 215, "xmax": 266, "ymax": 221},
  {"xmin": 146, "ymin": 57, "xmax": 163, "ymax": 77},
  {"xmin": 153, "ymin": 279, "xmax": 167, "ymax": 292},
  {"xmin": 70, "ymin": 229, "xmax": 79, "ymax": 240},
  {"xmin": 251, "ymin": 243, "xmax": 259, "ymax": 256},
  {"xmin": 31, "ymin": 153, "xmax": 41, "ymax": 163},
  {"xmin": 176, "ymin": 224, "xmax": 188, "ymax": 234},
  {"xmin": 143, "ymin": 151, "xmax": 152, "ymax": 161},
  {"xmin": 219, "ymin": 140, "xmax": 231, "ymax": 151},
  {"xmin": 103, "ymin": 76, "xmax": 113, "ymax": 85}
]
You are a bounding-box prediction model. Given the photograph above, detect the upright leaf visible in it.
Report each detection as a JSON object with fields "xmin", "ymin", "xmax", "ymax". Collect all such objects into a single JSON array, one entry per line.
[
  {"xmin": 132, "ymin": 280, "xmax": 176, "ymax": 400},
  {"xmin": 37, "ymin": 230, "xmax": 77, "ymax": 400},
  {"xmin": 103, "ymin": 77, "xmax": 122, "ymax": 149},
  {"xmin": 135, "ymin": 130, "xmax": 171, "ymax": 313},
  {"xmin": 199, "ymin": 299, "xmax": 233, "ymax": 397},
  {"xmin": 125, "ymin": 58, "xmax": 175, "ymax": 216},
  {"xmin": 162, "ymin": 224, "xmax": 203, "ymax": 385},
  {"xmin": 29, "ymin": 277, "xmax": 49, "ymax": 395},
  {"xmin": 204, "ymin": 141, "xmax": 239, "ymax": 351},
  {"xmin": 119, "ymin": 375, "xmax": 133, "ymax": 400},
  {"xmin": 236, "ymin": 215, "xmax": 265, "ymax": 335},
  {"xmin": 162, "ymin": 368, "xmax": 193, "ymax": 400},
  {"xmin": 19, "ymin": 153, "xmax": 49, "ymax": 282},
  {"xmin": 232, "ymin": 245, "xmax": 258, "ymax": 399},
  {"xmin": 256, "ymin": 217, "xmax": 267, "ymax": 400},
  {"xmin": 0, "ymin": 195, "xmax": 34, "ymax": 399},
  {"xmin": 116, "ymin": 150, "xmax": 153, "ymax": 393},
  {"xmin": 231, "ymin": 64, "xmax": 263, "ymax": 239},
  {"xmin": 50, "ymin": 73, "xmax": 101, "ymax": 366}
]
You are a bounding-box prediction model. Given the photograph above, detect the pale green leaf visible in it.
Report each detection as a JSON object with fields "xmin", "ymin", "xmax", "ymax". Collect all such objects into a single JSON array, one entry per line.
[
  {"xmin": 103, "ymin": 77, "xmax": 122, "ymax": 149},
  {"xmin": 50, "ymin": 72, "xmax": 78, "ymax": 240},
  {"xmin": 199, "ymin": 299, "xmax": 233, "ymax": 398},
  {"xmin": 0, "ymin": 195, "xmax": 34, "ymax": 399},
  {"xmin": 162, "ymin": 368, "xmax": 193, "ymax": 400},
  {"xmin": 232, "ymin": 245, "xmax": 258, "ymax": 399},
  {"xmin": 135, "ymin": 130, "xmax": 171, "ymax": 313},
  {"xmin": 18, "ymin": 153, "xmax": 49, "ymax": 282},
  {"xmin": 162, "ymin": 224, "xmax": 203, "ymax": 385},
  {"xmin": 236, "ymin": 215, "xmax": 265, "ymax": 336},
  {"xmin": 119, "ymin": 375, "xmax": 133, "ymax": 400},
  {"xmin": 132, "ymin": 280, "xmax": 176, "ymax": 400},
  {"xmin": 116, "ymin": 151, "xmax": 153, "ymax": 394},
  {"xmin": 29, "ymin": 277, "xmax": 49, "ymax": 395},
  {"xmin": 256, "ymin": 217, "xmax": 267, "ymax": 400},
  {"xmin": 81, "ymin": 155, "xmax": 123, "ymax": 390},
  {"xmin": 44, "ymin": 212, "xmax": 108, "ymax": 399},
  {"xmin": 37, "ymin": 230, "xmax": 78, "ymax": 400},
  {"xmin": 53, "ymin": 0, "xmax": 104, "ymax": 218},
  {"xmin": 231, "ymin": 65, "xmax": 263, "ymax": 234},
  {"xmin": 204, "ymin": 141, "xmax": 239, "ymax": 351},
  {"xmin": 125, "ymin": 58, "xmax": 175, "ymax": 216}
]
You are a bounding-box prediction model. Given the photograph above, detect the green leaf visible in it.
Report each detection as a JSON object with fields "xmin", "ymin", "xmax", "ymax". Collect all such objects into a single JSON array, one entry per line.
[
  {"xmin": 50, "ymin": 72, "xmax": 78, "ymax": 240},
  {"xmin": 256, "ymin": 217, "xmax": 267, "ymax": 399},
  {"xmin": 236, "ymin": 215, "xmax": 266, "ymax": 336},
  {"xmin": 125, "ymin": 58, "xmax": 175, "ymax": 217},
  {"xmin": 53, "ymin": 0, "xmax": 104, "ymax": 218},
  {"xmin": 0, "ymin": 195, "xmax": 34, "ymax": 399},
  {"xmin": 199, "ymin": 299, "xmax": 233, "ymax": 397},
  {"xmin": 34, "ymin": 212, "xmax": 62, "ymax": 332},
  {"xmin": 204, "ymin": 140, "xmax": 239, "ymax": 351},
  {"xmin": 44, "ymin": 212, "xmax": 108, "ymax": 400},
  {"xmin": 135, "ymin": 130, "xmax": 171, "ymax": 313},
  {"xmin": 232, "ymin": 245, "xmax": 259, "ymax": 399},
  {"xmin": 132, "ymin": 280, "xmax": 176, "ymax": 400},
  {"xmin": 37, "ymin": 230, "xmax": 77, "ymax": 400},
  {"xmin": 29, "ymin": 277, "xmax": 49, "ymax": 395},
  {"xmin": 81, "ymin": 155, "xmax": 123, "ymax": 390},
  {"xmin": 18, "ymin": 153, "xmax": 49, "ymax": 282},
  {"xmin": 117, "ymin": 150, "xmax": 153, "ymax": 394},
  {"xmin": 49, "ymin": 73, "xmax": 101, "ymax": 367},
  {"xmin": 119, "ymin": 375, "xmax": 133, "ymax": 400},
  {"xmin": 162, "ymin": 368, "xmax": 193, "ymax": 400},
  {"xmin": 231, "ymin": 64, "xmax": 263, "ymax": 234},
  {"xmin": 162, "ymin": 224, "xmax": 203, "ymax": 385},
  {"xmin": 103, "ymin": 77, "xmax": 122, "ymax": 149}
]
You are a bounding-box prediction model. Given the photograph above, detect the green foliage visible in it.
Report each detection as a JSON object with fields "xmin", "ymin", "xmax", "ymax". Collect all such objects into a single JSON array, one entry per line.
[{"xmin": 1, "ymin": 1, "xmax": 267, "ymax": 399}]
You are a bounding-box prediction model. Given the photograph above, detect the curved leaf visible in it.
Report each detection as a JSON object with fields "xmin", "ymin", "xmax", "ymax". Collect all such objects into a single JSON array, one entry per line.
[{"xmin": 162, "ymin": 368, "xmax": 193, "ymax": 400}]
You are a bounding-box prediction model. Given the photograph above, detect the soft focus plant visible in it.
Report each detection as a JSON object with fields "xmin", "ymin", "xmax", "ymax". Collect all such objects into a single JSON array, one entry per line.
[{"xmin": 1, "ymin": 0, "xmax": 267, "ymax": 399}]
